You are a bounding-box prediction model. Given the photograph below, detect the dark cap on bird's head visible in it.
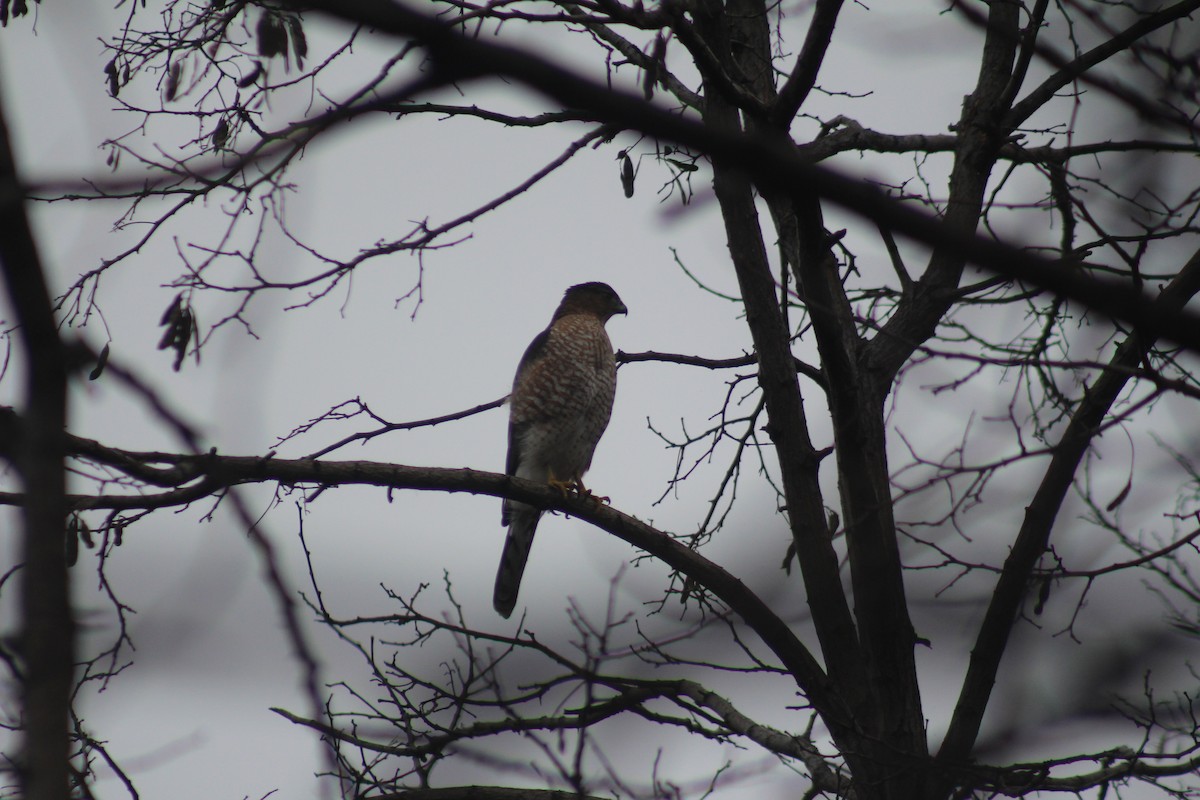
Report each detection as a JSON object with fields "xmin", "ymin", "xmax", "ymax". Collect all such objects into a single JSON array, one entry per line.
[{"xmin": 556, "ymin": 282, "xmax": 628, "ymax": 320}]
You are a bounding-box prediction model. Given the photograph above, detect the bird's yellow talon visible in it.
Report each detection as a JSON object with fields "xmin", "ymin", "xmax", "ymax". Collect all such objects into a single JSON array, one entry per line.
[
  {"xmin": 545, "ymin": 478, "xmax": 608, "ymax": 505},
  {"xmin": 495, "ymin": 282, "xmax": 626, "ymax": 617}
]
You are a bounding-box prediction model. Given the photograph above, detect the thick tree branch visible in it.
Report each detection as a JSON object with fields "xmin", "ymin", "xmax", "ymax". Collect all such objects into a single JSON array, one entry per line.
[
  {"xmin": 374, "ymin": 788, "xmax": 608, "ymax": 800},
  {"xmin": 557, "ymin": 2, "xmax": 705, "ymax": 110},
  {"xmin": 865, "ymin": 0, "xmax": 1021, "ymax": 382},
  {"xmin": 0, "ymin": 420, "xmax": 854, "ymax": 739},
  {"xmin": 0, "ymin": 70, "xmax": 71, "ymax": 800},
  {"xmin": 288, "ymin": 0, "xmax": 1200, "ymax": 360},
  {"xmin": 771, "ymin": 0, "xmax": 845, "ymax": 127},
  {"xmin": 790, "ymin": 181, "xmax": 929, "ymax": 773},
  {"xmin": 937, "ymin": 245, "xmax": 1200, "ymax": 770},
  {"xmin": 1004, "ymin": 0, "xmax": 1200, "ymax": 128},
  {"xmin": 692, "ymin": 2, "xmax": 864, "ymax": 710},
  {"xmin": 671, "ymin": 679, "xmax": 848, "ymax": 794},
  {"xmin": 617, "ymin": 349, "xmax": 827, "ymax": 389},
  {"xmin": 800, "ymin": 118, "xmax": 1200, "ymax": 163}
]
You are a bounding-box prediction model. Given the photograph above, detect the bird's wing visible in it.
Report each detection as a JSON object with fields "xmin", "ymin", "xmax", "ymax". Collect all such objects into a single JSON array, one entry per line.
[{"xmin": 506, "ymin": 326, "xmax": 551, "ymax": 478}]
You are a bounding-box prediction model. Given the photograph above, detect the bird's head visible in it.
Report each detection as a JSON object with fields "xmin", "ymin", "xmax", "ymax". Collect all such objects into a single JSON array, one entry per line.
[{"xmin": 556, "ymin": 282, "xmax": 628, "ymax": 321}]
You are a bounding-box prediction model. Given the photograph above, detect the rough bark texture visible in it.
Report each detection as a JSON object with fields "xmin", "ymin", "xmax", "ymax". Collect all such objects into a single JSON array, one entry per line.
[{"xmin": 693, "ymin": 1, "xmax": 931, "ymax": 794}]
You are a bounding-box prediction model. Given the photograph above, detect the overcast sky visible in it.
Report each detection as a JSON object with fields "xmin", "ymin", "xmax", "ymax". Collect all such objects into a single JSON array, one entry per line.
[{"xmin": 0, "ymin": 3, "xmax": 1196, "ymax": 799}]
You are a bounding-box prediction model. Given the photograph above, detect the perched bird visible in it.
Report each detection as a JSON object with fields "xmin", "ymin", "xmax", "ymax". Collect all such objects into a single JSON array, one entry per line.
[{"xmin": 494, "ymin": 282, "xmax": 628, "ymax": 618}]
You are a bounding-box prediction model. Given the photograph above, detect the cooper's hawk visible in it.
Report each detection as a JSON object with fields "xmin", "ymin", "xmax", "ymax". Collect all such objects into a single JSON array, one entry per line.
[{"xmin": 494, "ymin": 282, "xmax": 627, "ymax": 618}]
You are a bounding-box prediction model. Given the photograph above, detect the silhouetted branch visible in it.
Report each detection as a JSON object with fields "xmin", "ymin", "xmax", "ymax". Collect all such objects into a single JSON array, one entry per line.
[
  {"xmin": 291, "ymin": 0, "xmax": 1200, "ymax": 358},
  {"xmin": 939, "ymin": 244, "xmax": 1200, "ymax": 768},
  {"xmin": 0, "ymin": 407, "xmax": 846, "ymax": 736},
  {"xmin": 0, "ymin": 73, "xmax": 71, "ymax": 800},
  {"xmin": 618, "ymin": 349, "xmax": 826, "ymax": 389}
]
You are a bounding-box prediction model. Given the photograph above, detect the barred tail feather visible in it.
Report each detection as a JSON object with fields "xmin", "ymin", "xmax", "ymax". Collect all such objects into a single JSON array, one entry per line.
[{"xmin": 493, "ymin": 506, "xmax": 540, "ymax": 618}]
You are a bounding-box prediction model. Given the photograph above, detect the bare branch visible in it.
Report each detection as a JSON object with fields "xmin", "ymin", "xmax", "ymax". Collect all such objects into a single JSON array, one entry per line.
[
  {"xmin": 0, "ymin": 68, "xmax": 71, "ymax": 800},
  {"xmin": 939, "ymin": 244, "xmax": 1200, "ymax": 768}
]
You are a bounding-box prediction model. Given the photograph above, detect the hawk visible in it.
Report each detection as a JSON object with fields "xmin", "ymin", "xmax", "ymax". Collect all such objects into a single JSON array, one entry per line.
[{"xmin": 494, "ymin": 282, "xmax": 628, "ymax": 618}]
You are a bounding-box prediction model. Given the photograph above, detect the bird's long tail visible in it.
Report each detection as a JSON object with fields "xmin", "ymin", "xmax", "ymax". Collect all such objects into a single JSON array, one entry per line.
[{"xmin": 494, "ymin": 503, "xmax": 541, "ymax": 618}]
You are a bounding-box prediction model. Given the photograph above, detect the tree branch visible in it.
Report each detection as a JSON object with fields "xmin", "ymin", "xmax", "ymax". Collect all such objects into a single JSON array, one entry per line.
[
  {"xmin": 374, "ymin": 787, "xmax": 611, "ymax": 800},
  {"xmin": 865, "ymin": 0, "xmax": 1021, "ymax": 382},
  {"xmin": 617, "ymin": 349, "xmax": 827, "ymax": 389},
  {"xmin": 938, "ymin": 244, "xmax": 1200, "ymax": 769},
  {"xmin": 0, "ymin": 417, "xmax": 854, "ymax": 739},
  {"xmin": 1004, "ymin": 0, "xmax": 1200, "ymax": 128},
  {"xmin": 0, "ymin": 67, "xmax": 71, "ymax": 800},
  {"xmin": 771, "ymin": 0, "xmax": 846, "ymax": 126},
  {"xmin": 285, "ymin": 0, "xmax": 1200, "ymax": 359}
]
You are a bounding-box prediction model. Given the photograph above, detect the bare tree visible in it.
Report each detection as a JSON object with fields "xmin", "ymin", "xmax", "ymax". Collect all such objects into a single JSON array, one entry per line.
[{"xmin": 4, "ymin": 1, "xmax": 1200, "ymax": 799}]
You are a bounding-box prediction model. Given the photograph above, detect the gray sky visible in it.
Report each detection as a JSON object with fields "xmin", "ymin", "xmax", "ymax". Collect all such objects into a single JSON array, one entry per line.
[{"xmin": 1, "ymin": 3, "xmax": 1197, "ymax": 799}]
